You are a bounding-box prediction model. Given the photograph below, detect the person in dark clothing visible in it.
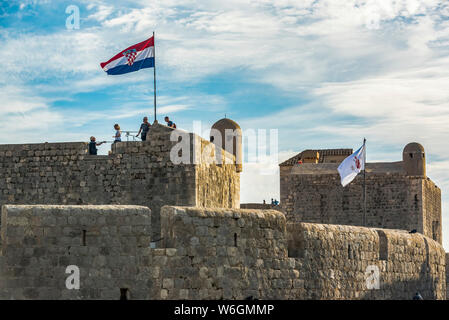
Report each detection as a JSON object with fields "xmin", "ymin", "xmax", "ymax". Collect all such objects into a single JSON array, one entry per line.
[
  {"xmin": 136, "ymin": 116, "xmax": 151, "ymax": 141},
  {"xmin": 88, "ymin": 136, "xmax": 106, "ymax": 155},
  {"xmin": 165, "ymin": 116, "xmax": 176, "ymax": 128},
  {"xmin": 413, "ymin": 292, "xmax": 423, "ymax": 300}
]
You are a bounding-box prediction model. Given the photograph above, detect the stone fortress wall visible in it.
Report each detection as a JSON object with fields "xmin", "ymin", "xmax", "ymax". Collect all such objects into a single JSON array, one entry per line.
[
  {"xmin": 0, "ymin": 123, "xmax": 239, "ymax": 241},
  {"xmin": 279, "ymin": 143, "xmax": 442, "ymax": 244},
  {"xmin": 0, "ymin": 205, "xmax": 153, "ymax": 299},
  {"xmin": 0, "ymin": 118, "xmax": 447, "ymax": 300},
  {"xmin": 0, "ymin": 205, "xmax": 445, "ymax": 299}
]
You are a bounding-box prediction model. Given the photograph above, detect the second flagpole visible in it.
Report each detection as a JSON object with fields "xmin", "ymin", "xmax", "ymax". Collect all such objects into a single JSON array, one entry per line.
[
  {"xmin": 153, "ymin": 31, "xmax": 157, "ymax": 123},
  {"xmin": 363, "ymin": 138, "xmax": 367, "ymax": 226}
]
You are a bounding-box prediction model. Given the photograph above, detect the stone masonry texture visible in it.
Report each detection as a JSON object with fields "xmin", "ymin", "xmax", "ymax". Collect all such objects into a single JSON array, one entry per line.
[
  {"xmin": 280, "ymin": 162, "xmax": 442, "ymax": 244},
  {"xmin": 0, "ymin": 205, "xmax": 445, "ymax": 300},
  {"xmin": 0, "ymin": 124, "xmax": 239, "ymax": 241},
  {"xmin": 0, "ymin": 205, "xmax": 152, "ymax": 299}
]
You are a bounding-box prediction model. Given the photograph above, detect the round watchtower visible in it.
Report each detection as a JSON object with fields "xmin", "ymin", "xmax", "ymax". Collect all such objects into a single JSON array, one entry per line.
[
  {"xmin": 210, "ymin": 118, "xmax": 242, "ymax": 172},
  {"xmin": 403, "ymin": 142, "xmax": 426, "ymax": 176}
]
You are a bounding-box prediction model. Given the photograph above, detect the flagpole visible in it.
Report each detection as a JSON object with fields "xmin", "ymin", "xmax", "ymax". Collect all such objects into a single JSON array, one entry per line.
[
  {"xmin": 153, "ymin": 31, "xmax": 157, "ymax": 123},
  {"xmin": 363, "ymin": 138, "xmax": 367, "ymax": 226}
]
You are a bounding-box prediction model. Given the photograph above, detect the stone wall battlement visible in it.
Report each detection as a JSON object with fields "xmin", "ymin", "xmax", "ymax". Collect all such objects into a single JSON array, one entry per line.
[
  {"xmin": 0, "ymin": 142, "xmax": 88, "ymax": 154},
  {"xmin": 161, "ymin": 206, "xmax": 286, "ymax": 254},
  {"xmin": 280, "ymin": 142, "xmax": 442, "ymax": 244},
  {"xmin": 281, "ymin": 166, "xmax": 442, "ymax": 243},
  {"xmin": 0, "ymin": 125, "xmax": 240, "ymax": 240},
  {"xmin": 287, "ymin": 222, "xmax": 446, "ymax": 299},
  {"xmin": 0, "ymin": 205, "xmax": 445, "ymax": 300},
  {"xmin": 0, "ymin": 205, "xmax": 152, "ymax": 299}
]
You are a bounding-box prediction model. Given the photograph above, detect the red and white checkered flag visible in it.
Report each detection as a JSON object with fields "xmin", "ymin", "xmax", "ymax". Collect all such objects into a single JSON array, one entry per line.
[{"xmin": 124, "ymin": 50, "xmax": 137, "ymax": 66}]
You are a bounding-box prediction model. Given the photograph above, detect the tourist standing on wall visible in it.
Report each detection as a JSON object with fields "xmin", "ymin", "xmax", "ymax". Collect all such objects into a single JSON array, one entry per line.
[
  {"xmin": 136, "ymin": 116, "xmax": 151, "ymax": 141},
  {"xmin": 113, "ymin": 124, "xmax": 121, "ymax": 143},
  {"xmin": 88, "ymin": 136, "xmax": 106, "ymax": 155},
  {"xmin": 413, "ymin": 292, "xmax": 423, "ymax": 300},
  {"xmin": 165, "ymin": 116, "xmax": 176, "ymax": 128}
]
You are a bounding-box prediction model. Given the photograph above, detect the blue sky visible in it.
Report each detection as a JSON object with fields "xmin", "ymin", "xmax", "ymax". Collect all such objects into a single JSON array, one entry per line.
[{"xmin": 1, "ymin": 0, "xmax": 449, "ymax": 248}]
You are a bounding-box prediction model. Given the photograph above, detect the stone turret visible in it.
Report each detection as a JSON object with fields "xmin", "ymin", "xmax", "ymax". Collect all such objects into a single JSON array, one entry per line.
[
  {"xmin": 403, "ymin": 142, "xmax": 426, "ymax": 176},
  {"xmin": 210, "ymin": 118, "xmax": 242, "ymax": 172}
]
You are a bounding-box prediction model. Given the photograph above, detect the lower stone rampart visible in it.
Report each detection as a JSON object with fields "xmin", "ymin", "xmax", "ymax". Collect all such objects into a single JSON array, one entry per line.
[
  {"xmin": 287, "ymin": 223, "xmax": 446, "ymax": 299},
  {"xmin": 0, "ymin": 205, "xmax": 445, "ymax": 299},
  {"xmin": 0, "ymin": 205, "xmax": 153, "ymax": 299}
]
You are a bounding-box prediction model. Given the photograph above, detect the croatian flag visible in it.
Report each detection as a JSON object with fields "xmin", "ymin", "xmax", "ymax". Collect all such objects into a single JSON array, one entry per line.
[{"xmin": 100, "ymin": 36, "xmax": 154, "ymax": 75}]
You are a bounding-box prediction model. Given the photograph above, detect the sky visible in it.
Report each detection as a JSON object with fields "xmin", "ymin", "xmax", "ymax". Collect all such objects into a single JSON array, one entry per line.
[{"xmin": 1, "ymin": 0, "xmax": 449, "ymax": 247}]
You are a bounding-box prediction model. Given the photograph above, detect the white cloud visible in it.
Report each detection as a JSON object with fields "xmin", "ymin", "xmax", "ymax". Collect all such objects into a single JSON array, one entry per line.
[
  {"xmin": 0, "ymin": 85, "xmax": 48, "ymax": 115},
  {"xmin": 0, "ymin": 31, "xmax": 104, "ymax": 79},
  {"xmin": 0, "ymin": 84, "xmax": 63, "ymax": 143},
  {"xmin": 87, "ymin": 4, "xmax": 114, "ymax": 22}
]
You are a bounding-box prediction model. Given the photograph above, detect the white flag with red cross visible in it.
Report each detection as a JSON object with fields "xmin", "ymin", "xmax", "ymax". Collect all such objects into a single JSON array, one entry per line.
[{"xmin": 338, "ymin": 141, "xmax": 366, "ymax": 187}]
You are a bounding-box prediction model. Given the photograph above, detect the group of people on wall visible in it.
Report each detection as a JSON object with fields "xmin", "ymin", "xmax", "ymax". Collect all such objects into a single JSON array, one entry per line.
[
  {"xmin": 262, "ymin": 199, "xmax": 279, "ymax": 206},
  {"xmin": 88, "ymin": 116, "xmax": 176, "ymax": 155}
]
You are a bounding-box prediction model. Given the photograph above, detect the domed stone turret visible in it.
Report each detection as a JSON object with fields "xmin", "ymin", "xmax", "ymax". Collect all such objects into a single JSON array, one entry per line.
[
  {"xmin": 403, "ymin": 142, "xmax": 426, "ymax": 176},
  {"xmin": 210, "ymin": 118, "xmax": 242, "ymax": 172}
]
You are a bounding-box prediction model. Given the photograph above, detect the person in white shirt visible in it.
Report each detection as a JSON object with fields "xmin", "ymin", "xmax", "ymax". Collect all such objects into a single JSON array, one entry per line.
[{"xmin": 113, "ymin": 124, "xmax": 121, "ymax": 143}]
